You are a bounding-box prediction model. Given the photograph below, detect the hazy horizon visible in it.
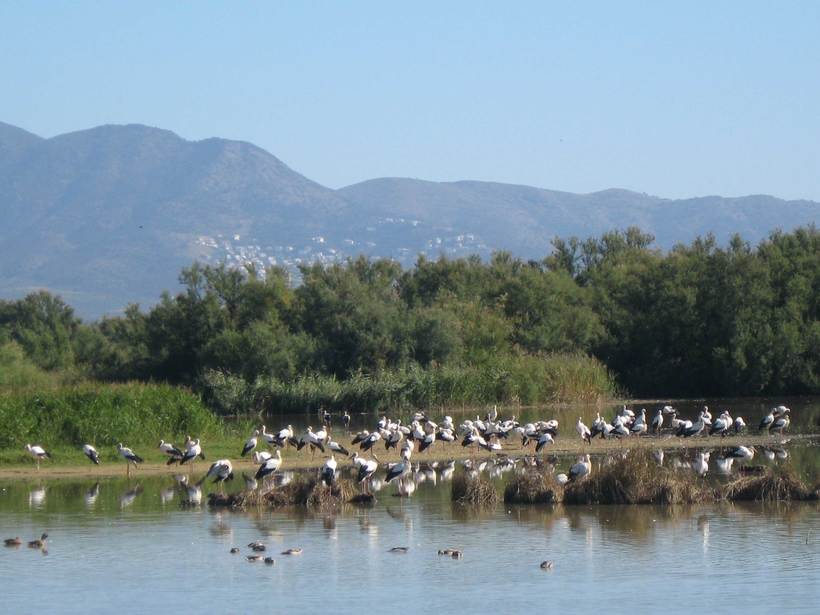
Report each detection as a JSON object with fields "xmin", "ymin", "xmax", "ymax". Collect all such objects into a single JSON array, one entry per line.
[{"xmin": 1, "ymin": 1, "xmax": 819, "ymax": 201}]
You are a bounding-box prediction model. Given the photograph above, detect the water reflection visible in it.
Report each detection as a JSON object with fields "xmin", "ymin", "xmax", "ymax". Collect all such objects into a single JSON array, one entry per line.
[
  {"xmin": 28, "ymin": 486, "xmax": 46, "ymax": 509},
  {"xmin": 1, "ymin": 458, "xmax": 818, "ymax": 614}
]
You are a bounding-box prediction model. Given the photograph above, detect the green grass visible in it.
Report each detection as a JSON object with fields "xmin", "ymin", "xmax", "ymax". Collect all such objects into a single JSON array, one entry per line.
[{"xmin": 0, "ymin": 382, "xmax": 224, "ymax": 451}]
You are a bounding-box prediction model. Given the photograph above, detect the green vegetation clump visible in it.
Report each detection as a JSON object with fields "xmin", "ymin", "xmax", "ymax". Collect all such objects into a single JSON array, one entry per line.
[{"xmin": 0, "ymin": 383, "xmax": 219, "ymax": 450}]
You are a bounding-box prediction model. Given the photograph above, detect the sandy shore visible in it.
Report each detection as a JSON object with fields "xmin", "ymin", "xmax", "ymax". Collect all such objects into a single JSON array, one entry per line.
[{"xmin": 0, "ymin": 432, "xmax": 809, "ymax": 480}]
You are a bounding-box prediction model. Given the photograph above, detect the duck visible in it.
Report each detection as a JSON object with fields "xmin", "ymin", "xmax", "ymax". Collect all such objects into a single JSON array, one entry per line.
[
  {"xmin": 281, "ymin": 547, "xmax": 302, "ymax": 555},
  {"xmin": 28, "ymin": 533, "xmax": 48, "ymax": 549},
  {"xmin": 4, "ymin": 537, "xmax": 22, "ymax": 547}
]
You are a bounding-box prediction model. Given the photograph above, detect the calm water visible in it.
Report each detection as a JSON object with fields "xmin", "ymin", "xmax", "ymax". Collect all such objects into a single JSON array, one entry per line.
[{"xmin": 2, "ymin": 447, "xmax": 819, "ymax": 614}]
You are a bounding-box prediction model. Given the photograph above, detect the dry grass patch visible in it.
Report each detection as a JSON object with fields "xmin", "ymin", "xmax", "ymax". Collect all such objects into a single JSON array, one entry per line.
[
  {"xmin": 452, "ymin": 472, "xmax": 499, "ymax": 506},
  {"xmin": 504, "ymin": 471, "xmax": 563, "ymax": 504}
]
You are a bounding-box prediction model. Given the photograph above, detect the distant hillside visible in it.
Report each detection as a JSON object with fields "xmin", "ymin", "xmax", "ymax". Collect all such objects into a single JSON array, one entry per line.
[
  {"xmin": 0, "ymin": 121, "xmax": 817, "ymax": 318},
  {"xmin": 339, "ymin": 178, "xmax": 818, "ymax": 255}
]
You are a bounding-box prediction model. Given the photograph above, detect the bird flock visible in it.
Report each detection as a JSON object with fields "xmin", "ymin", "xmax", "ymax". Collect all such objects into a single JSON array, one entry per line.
[{"xmin": 19, "ymin": 403, "xmax": 794, "ymax": 490}]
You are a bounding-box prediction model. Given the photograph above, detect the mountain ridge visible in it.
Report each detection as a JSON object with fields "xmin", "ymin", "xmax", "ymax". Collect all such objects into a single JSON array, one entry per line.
[{"xmin": 0, "ymin": 121, "xmax": 817, "ymax": 319}]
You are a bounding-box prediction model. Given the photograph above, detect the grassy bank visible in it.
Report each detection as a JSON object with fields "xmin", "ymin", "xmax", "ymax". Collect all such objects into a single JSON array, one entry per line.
[
  {"xmin": 202, "ymin": 353, "xmax": 618, "ymax": 416},
  {"xmin": 0, "ymin": 382, "xmax": 222, "ymax": 453}
]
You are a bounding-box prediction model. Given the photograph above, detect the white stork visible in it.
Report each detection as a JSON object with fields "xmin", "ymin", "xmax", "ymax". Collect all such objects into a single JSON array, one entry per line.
[
  {"xmin": 117, "ymin": 443, "xmax": 143, "ymax": 476},
  {"xmin": 241, "ymin": 430, "xmax": 259, "ymax": 457},
  {"xmin": 758, "ymin": 409, "xmax": 775, "ymax": 432},
  {"xmin": 180, "ymin": 438, "xmax": 205, "ymax": 466},
  {"xmin": 535, "ymin": 432, "xmax": 554, "ymax": 453},
  {"xmin": 770, "ymin": 413, "xmax": 790, "ymax": 435},
  {"xmin": 198, "ymin": 459, "xmax": 234, "ymax": 490},
  {"xmin": 82, "ymin": 444, "xmax": 100, "ymax": 465},
  {"xmin": 255, "ymin": 450, "xmax": 282, "ymax": 480},
  {"xmin": 24, "ymin": 444, "xmax": 51, "ymax": 470},
  {"xmin": 159, "ymin": 440, "xmax": 184, "ymax": 464},
  {"xmin": 651, "ymin": 409, "xmax": 664, "ymax": 434},
  {"xmin": 385, "ymin": 458, "xmax": 410, "ymax": 483},
  {"xmin": 321, "ymin": 455, "xmax": 337, "ymax": 486},
  {"xmin": 569, "ymin": 454, "xmax": 591, "ymax": 481}
]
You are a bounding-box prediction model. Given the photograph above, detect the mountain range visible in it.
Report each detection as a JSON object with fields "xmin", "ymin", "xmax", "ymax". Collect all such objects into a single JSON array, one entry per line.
[{"xmin": 1, "ymin": 121, "xmax": 817, "ymax": 319}]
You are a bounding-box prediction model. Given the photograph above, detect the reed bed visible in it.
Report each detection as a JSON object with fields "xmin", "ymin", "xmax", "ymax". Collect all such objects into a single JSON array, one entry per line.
[
  {"xmin": 201, "ymin": 353, "xmax": 617, "ymax": 416},
  {"xmin": 562, "ymin": 451, "xmax": 715, "ymax": 505},
  {"xmin": 722, "ymin": 469, "xmax": 818, "ymax": 502},
  {"xmin": 451, "ymin": 472, "xmax": 499, "ymax": 506}
]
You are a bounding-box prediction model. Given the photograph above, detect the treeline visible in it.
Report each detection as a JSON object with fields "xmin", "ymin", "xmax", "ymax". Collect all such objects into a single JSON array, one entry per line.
[{"xmin": 0, "ymin": 226, "xmax": 817, "ymax": 409}]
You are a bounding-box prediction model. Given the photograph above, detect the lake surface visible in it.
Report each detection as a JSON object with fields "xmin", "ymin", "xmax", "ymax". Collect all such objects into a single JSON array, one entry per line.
[{"xmin": 2, "ymin": 444, "xmax": 819, "ymax": 614}]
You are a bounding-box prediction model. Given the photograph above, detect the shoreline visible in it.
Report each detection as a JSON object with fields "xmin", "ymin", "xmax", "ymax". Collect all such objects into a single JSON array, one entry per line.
[{"xmin": 0, "ymin": 432, "xmax": 812, "ymax": 480}]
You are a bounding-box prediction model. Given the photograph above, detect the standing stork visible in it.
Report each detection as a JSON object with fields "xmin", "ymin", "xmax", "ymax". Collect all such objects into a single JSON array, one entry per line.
[
  {"xmin": 576, "ymin": 417, "xmax": 592, "ymax": 444},
  {"xmin": 24, "ymin": 444, "xmax": 51, "ymax": 470},
  {"xmin": 352, "ymin": 452, "xmax": 378, "ymax": 494},
  {"xmin": 82, "ymin": 444, "xmax": 100, "ymax": 465},
  {"xmin": 569, "ymin": 454, "xmax": 592, "ymax": 481},
  {"xmin": 770, "ymin": 412, "xmax": 790, "ymax": 435},
  {"xmin": 180, "ymin": 438, "xmax": 205, "ymax": 468},
  {"xmin": 535, "ymin": 432, "xmax": 554, "ymax": 453},
  {"xmin": 117, "ymin": 443, "xmax": 143, "ymax": 476},
  {"xmin": 198, "ymin": 459, "xmax": 234, "ymax": 492},
  {"xmin": 255, "ymin": 449, "xmax": 282, "ymax": 481},
  {"xmin": 321, "ymin": 455, "xmax": 337, "ymax": 486},
  {"xmin": 651, "ymin": 409, "xmax": 664, "ymax": 434},
  {"xmin": 385, "ymin": 458, "xmax": 410, "ymax": 484},
  {"xmin": 159, "ymin": 440, "xmax": 184, "ymax": 465},
  {"xmin": 733, "ymin": 416, "xmax": 746, "ymax": 434},
  {"xmin": 630, "ymin": 409, "xmax": 648, "ymax": 436},
  {"xmin": 342, "ymin": 411, "xmax": 351, "ymax": 430},
  {"xmin": 758, "ymin": 409, "xmax": 775, "ymax": 432},
  {"xmin": 241, "ymin": 430, "xmax": 259, "ymax": 457}
]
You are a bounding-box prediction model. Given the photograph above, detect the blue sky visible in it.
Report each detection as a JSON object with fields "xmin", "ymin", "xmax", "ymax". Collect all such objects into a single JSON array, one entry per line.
[{"xmin": 2, "ymin": 1, "xmax": 819, "ymax": 200}]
